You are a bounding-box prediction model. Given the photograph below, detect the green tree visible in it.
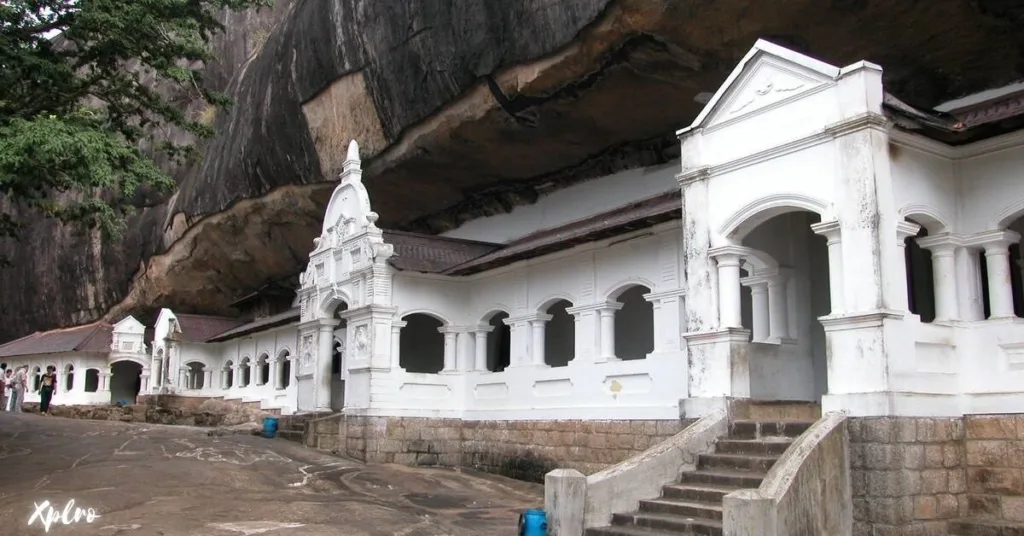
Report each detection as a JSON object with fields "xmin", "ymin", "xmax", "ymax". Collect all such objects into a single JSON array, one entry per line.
[{"xmin": 0, "ymin": 0, "xmax": 271, "ymax": 260}]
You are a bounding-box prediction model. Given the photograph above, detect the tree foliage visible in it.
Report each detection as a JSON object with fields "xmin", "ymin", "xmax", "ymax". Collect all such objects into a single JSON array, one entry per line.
[{"xmin": 0, "ymin": 0, "xmax": 271, "ymax": 257}]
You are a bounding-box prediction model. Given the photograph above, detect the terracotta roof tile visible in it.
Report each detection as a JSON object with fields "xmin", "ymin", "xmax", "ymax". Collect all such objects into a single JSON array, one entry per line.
[
  {"xmin": 0, "ymin": 322, "xmax": 113, "ymax": 358},
  {"xmin": 382, "ymin": 230, "xmax": 501, "ymax": 273},
  {"xmin": 172, "ymin": 314, "xmax": 247, "ymax": 343}
]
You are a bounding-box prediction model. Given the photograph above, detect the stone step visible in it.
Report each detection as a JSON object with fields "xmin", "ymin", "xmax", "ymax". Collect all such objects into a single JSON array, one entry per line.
[
  {"xmin": 742, "ymin": 400, "xmax": 822, "ymax": 421},
  {"xmin": 585, "ymin": 525, "xmax": 680, "ymax": 536},
  {"xmin": 661, "ymin": 483, "xmax": 741, "ymax": 503},
  {"xmin": 714, "ymin": 438, "xmax": 793, "ymax": 456},
  {"xmin": 611, "ymin": 512, "xmax": 723, "ymax": 535},
  {"xmin": 948, "ymin": 518, "xmax": 1024, "ymax": 536},
  {"xmin": 728, "ymin": 420, "xmax": 813, "ymax": 440},
  {"xmin": 639, "ymin": 498, "xmax": 723, "ymax": 520},
  {"xmin": 698, "ymin": 452, "xmax": 778, "ymax": 473},
  {"xmin": 678, "ymin": 469, "xmax": 766, "ymax": 489}
]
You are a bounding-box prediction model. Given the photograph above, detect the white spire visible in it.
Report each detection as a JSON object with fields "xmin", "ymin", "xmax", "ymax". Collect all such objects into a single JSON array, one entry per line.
[{"xmin": 346, "ymin": 139, "xmax": 360, "ymax": 162}]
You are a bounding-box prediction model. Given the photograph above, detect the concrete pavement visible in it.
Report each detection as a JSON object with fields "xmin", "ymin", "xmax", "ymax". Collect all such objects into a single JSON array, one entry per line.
[{"xmin": 0, "ymin": 412, "xmax": 542, "ymax": 535}]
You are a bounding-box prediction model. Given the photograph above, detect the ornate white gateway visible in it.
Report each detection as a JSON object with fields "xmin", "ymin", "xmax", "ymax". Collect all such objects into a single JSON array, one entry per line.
[{"xmin": 295, "ymin": 140, "xmax": 396, "ymax": 412}]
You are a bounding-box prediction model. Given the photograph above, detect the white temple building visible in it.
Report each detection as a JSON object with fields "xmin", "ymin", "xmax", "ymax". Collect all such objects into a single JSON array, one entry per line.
[{"xmin": 4, "ymin": 39, "xmax": 1024, "ymax": 423}]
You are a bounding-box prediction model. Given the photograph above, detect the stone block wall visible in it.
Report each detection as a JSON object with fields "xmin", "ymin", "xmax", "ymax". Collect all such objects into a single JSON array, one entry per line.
[
  {"xmin": 964, "ymin": 414, "xmax": 1024, "ymax": 522},
  {"xmin": 849, "ymin": 417, "xmax": 967, "ymax": 536},
  {"xmin": 307, "ymin": 415, "xmax": 691, "ymax": 482}
]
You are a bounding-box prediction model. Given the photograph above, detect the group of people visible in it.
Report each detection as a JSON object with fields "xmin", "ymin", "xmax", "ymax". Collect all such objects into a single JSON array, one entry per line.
[{"xmin": 0, "ymin": 363, "xmax": 58, "ymax": 414}]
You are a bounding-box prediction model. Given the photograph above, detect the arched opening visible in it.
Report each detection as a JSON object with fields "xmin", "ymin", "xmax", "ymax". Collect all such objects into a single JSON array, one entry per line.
[
  {"xmin": 110, "ymin": 361, "xmax": 142, "ymax": 405},
  {"xmin": 399, "ymin": 313, "xmax": 445, "ymax": 373},
  {"xmin": 613, "ymin": 285, "xmax": 654, "ymax": 360},
  {"xmin": 186, "ymin": 362, "xmax": 205, "ymax": 389},
  {"xmin": 330, "ymin": 303, "xmax": 349, "ymax": 411},
  {"xmin": 734, "ymin": 209, "xmax": 830, "ymax": 402},
  {"xmin": 64, "ymin": 364, "xmax": 74, "ymax": 391},
  {"xmin": 84, "ymin": 368, "xmax": 99, "ymax": 392},
  {"xmin": 223, "ymin": 361, "xmax": 234, "ymax": 389},
  {"xmin": 486, "ymin": 312, "xmax": 511, "ymax": 372},
  {"xmin": 904, "ymin": 220, "xmax": 936, "ymax": 323},
  {"xmin": 544, "ymin": 300, "xmax": 575, "ymax": 368},
  {"xmin": 31, "ymin": 366, "xmax": 41, "ymax": 391},
  {"xmin": 256, "ymin": 354, "xmax": 270, "ymax": 386},
  {"xmin": 239, "ymin": 357, "xmax": 251, "ymax": 387},
  {"xmin": 277, "ymin": 351, "xmax": 291, "ymax": 390}
]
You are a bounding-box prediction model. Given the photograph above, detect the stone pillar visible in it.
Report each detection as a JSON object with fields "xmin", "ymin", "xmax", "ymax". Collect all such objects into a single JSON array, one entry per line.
[
  {"xmin": 473, "ymin": 326, "xmax": 492, "ymax": 371},
  {"xmin": 203, "ymin": 368, "xmax": 212, "ymax": 391},
  {"xmin": 178, "ymin": 367, "xmax": 188, "ymax": 389},
  {"xmin": 956, "ymin": 245, "xmax": 986, "ymax": 321},
  {"xmin": 232, "ymin": 365, "xmax": 240, "ymax": 389},
  {"xmin": 99, "ymin": 372, "xmax": 110, "ymax": 392},
  {"xmin": 456, "ymin": 330, "xmax": 475, "ymax": 371},
  {"xmin": 746, "ymin": 280, "xmax": 769, "ymax": 342},
  {"xmin": 767, "ymin": 274, "xmax": 789, "ymax": 342},
  {"xmin": 644, "ymin": 290, "xmax": 684, "ymax": 355},
  {"xmin": 715, "ymin": 253, "xmax": 744, "ymax": 328},
  {"xmin": 530, "ymin": 316, "xmax": 550, "ymax": 366},
  {"xmin": 564, "ymin": 305, "xmax": 599, "ymax": 364},
  {"xmin": 894, "ymin": 220, "xmax": 922, "ymax": 312},
  {"xmin": 270, "ymin": 359, "xmax": 280, "ymax": 390},
  {"xmin": 140, "ymin": 373, "xmax": 150, "ymax": 393},
  {"xmin": 597, "ymin": 304, "xmax": 622, "ymax": 361},
  {"xmin": 811, "ymin": 220, "xmax": 844, "ymax": 314},
  {"xmin": 981, "ymin": 231, "xmax": 1021, "ymax": 319},
  {"xmin": 390, "ymin": 321, "xmax": 406, "ymax": 371},
  {"xmin": 440, "ymin": 328, "xmax": 458, "ymax": 372},
  {"xmin": 917, "ymin": 234, "xmax": 961, "ymax": 322},
  {"xmin": 545, "ymin": 469, "xmax": 586, "ymax": 536},
  {"xmin": 505, "ymin": 318, "xmax": 531, "ymax": 368}
]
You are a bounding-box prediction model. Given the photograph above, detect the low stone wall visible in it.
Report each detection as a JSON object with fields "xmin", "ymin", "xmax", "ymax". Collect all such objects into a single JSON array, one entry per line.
[
  {"xmin": 850, "ymin": 416, "xmax": 967, "ymax": 536},
  {"xmin": 307, "ymin": 415, "xmax": 692, "ymax": 482},
  {"xmin": 22, "ymin": 397, "xmax": 271, "ymax": 427},
  {"xmin": 964, "ymin": 414, "xmax": 1024, "ymax": 522}
]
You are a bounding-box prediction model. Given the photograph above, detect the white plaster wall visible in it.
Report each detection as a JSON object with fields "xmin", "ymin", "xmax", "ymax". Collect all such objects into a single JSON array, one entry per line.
[
  {"xmin": 960, "ymin": 145, "xmax": 1024, "ymax": 232},
  {"xmin": 380, "ymin": 223, "xmax": 687, "ymax": 419},
  {"xmin": 890, "ymin": 146, "xmax": 957, "ymax": 232},
  {"xmin": 440, "ymin": 162, "xmax": 679, "ymax": 244},
  {"xmin": 13, "ymin": 353, "xmax": 111, "ymax": 406}
]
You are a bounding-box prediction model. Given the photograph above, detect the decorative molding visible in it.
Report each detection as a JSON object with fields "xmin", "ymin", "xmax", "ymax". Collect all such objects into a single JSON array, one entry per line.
[
  {"xmin": 682, "ymin": 328, "xmax": 751, "ymax": 346},
  {"xmin": 818, "ymin": 310, "xmax": 903, "ymax": 331},
  {"xmin": 719, "ymin": 193, "xmax": 831, "ymax": 240},
  {"xmin": 823, "ymin": 112, "xmax": 891, "ymax": 138}
]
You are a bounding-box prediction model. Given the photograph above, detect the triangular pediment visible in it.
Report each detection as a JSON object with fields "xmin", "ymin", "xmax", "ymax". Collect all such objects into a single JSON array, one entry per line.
[
  {"xmin": 681, "ymin": 40, "xmax": 842, "ymax": 134},
  {"xmin": 113, "ymin": 315, "xmax": 145, "ymax": 334}
]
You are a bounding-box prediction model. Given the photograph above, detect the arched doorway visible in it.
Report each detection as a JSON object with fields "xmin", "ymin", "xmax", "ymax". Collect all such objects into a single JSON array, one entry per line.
[
  {"xmin": 110, "ymin": 361, "xmax": 143, "ymax": 405},
  {"xmin": 399, "ymin": 313, "xmax": 445, "ymax": 373}
]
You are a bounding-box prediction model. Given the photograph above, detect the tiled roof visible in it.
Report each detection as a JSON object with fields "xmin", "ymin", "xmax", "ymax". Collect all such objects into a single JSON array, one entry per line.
[
  {"xmin": 206, "ymin": 309, "xmax": 301, "ymax": 343},
  {"xmin": 444, "ymin": 189, "xmax": 682, "ymax": 275},
  {"xmin": 172, "ymin": 314, "xmax": 247, "ymax": 343},
  {"xmin": 884, "ymin": 91, "xmax": 1024, "ymax": 145},
  {"xmin": 382, "ymin": 230, "xmax": 502, "ymax": 273},
  {"xmin": 0, "ymin": 322, "xmax": 113, "ymax": 358}
]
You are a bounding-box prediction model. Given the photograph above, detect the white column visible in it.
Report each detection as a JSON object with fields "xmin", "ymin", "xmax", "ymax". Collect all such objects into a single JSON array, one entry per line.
[
  {"xmin": 178, "ymin": 367, "xmax": 187, "ymax": 388},
  {"xmin": 456, "ymin": 331, "xmax": 474, "ymax": 371},
  {"xmin": 811, "ymin": 221, "xmax": 844, "ymax": 314},
  {"xmin": 473, "ymin": 327, "xmax": 492, "ymax": 371},
  {"xmin": 917, "ymin": 236, "xmax": 959, "ymax": 322},
  {"xmin": 530, "ymin": 316, "xmax": 550, "ymax": 366},
  {"xmin": 716, "ymin": 253, "xmax": 743, "ymax": 328},
  {"xmin": 598, "ymin": 305, "xmax": 622, "ymax": 361},
  {"xmin": 440, "ymin": 329, "xmax": 458, "ymax": 372},
  {"xmin": 316, "ymin": 322, "xmax": 337, "ymax": 408},
  {"xmin": 270, "ymin": 360, "xmax": 280, "ymax": 390},
  {"xmin": 767, "ymin": 275, "xmax": 789, "ymax": 342},
  {"xmin": 99, "ymin": 372, "xmax": 110, "ymax": 392},
  {"xmin": 232, "ymin": 365, "xmax": 240, "ymax": 389},
  {"xmin": 391, "ymin": 321, "xmax": 406, "ymax": 371},
  {"xmin": 203, "ymin": 368, "xmax": 212, "ymax": 391},
  {"xmin": 747, "ymin": 280, "xmax": 769, "ymax": 342},
  {"xmin": 894, "ymin": 220, "xmax": 922, "ymax": 312},
  {"xmin": 981, "ymin": 232, "xmax": 1020, "ymax": 318},
  {"xmin": 956, "ymin": 246, "xmax": 985, "ymax": 321}
]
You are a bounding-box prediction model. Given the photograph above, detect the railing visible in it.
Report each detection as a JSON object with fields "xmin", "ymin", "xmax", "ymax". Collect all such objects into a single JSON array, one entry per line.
[{"xmin": 722, "ymin": 411, "xmax": 851, "ymax": 536}]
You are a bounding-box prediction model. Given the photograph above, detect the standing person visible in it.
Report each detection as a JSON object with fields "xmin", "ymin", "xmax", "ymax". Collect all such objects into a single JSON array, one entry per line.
[
  {"xmin": 8, "ymin": 366, "xmax": 27, "ymax": 413},
  {"xmin": 0, "ymin": 365, "xmax": 7, "ymax": 411},
  {"xmin": 38, "ymin": 365, "xmax": 57, "ymax": 415},
  {"xmin": 2, "ymin": 369, "xmax": 12, "ymax": 411}
]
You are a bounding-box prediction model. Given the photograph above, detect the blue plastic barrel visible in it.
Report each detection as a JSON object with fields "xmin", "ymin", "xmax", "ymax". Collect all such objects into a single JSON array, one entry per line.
[
  {"xmin": 518, "ymin": 509, "xmax": 547, "ymax": 536},
  {"xmin": 261, "ymin": 416, "xmax": 279, "ymax": 439}
]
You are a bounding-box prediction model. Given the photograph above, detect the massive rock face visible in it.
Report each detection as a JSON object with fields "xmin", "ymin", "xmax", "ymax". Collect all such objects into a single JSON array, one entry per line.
[{"xmin": 2, "ymin": 0, "xmax": 1024, "ymax": 343}]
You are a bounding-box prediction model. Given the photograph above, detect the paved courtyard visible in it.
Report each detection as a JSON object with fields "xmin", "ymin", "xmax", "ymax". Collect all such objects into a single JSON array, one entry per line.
[{"xmin": 0, "ymin": 413, "xmax": 542, "ymax": 535}]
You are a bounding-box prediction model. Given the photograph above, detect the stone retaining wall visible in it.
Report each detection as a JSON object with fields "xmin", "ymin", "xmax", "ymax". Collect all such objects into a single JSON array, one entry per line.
[
  {"xmin": 308, "ymin": 415, "xmax": 692, "ymax": 482},
  {"xmin": 850, "ymin": 416, "xmax": 968, "ymax": 536},
  {"xmin": 963, "ymin": 414, "xmax": 1024, "ymax": 522}
]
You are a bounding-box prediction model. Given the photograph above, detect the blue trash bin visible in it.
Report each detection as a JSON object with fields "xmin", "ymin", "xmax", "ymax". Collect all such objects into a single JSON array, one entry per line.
[
  {"xmin": 518, "ymin": 508, "xmax": 547, "ymax": 536},
  {"xmin": 261, "ymin": 416, "xmax": 279, "ymax": 439}
]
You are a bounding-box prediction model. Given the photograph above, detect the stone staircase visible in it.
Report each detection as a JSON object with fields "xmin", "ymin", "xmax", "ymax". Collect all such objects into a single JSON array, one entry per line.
[
  {"xmin": 274, "ymin": 412, "xmax": 334, "ymax": 444},
  {"xmin": 585, "ymin": 416, "xmax": 815, "ymax": 536}
]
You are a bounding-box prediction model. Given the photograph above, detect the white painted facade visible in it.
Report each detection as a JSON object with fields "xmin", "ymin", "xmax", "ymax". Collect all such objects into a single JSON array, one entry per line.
[{"xmin": 7, "ymin": 40, "xmax": 1024, "ymax": 420}]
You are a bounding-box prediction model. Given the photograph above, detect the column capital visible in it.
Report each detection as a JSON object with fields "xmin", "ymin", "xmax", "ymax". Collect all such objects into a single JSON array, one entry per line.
[
  {"xmin": 438, "ymin": 325, "xmax": 480, "ymax": 334},
  {"xmin": 810, "ymin": 220, "xmax": 842, "ymax": 242},
  {"xmin": 916, "ymin": 233, "xmax": 968, "ymax": 254},
  {"xmin": 473, "ymin": 324, "xmax": 495, "ymax": 334},
  {"xmin": 391, "ymin": 320, "xmax": 407, "ymax": 329},
  {"xmin": 566, "ymin": 301, "xmax": 621, "ymax": 315},
  {"xmin": 896, "ymin": 220, "xmax": 922, "ymax": 242},
  {"xmin": 707, "ymin": 245, "xmax": 746, "ymax": 266},
  {"xmin": 966, "ymin": 229, "xmax": 1022, "ymax": 252},
  {"xmin": 643, "ymin": 288, "xmax": 685, "ymax": 303}
]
